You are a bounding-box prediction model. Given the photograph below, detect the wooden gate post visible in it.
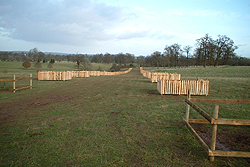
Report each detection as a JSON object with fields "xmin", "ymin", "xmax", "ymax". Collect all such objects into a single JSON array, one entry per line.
[
  {"xmin": 210, "ymin": 105, "xmax": 219, "ymax": 162},
  {"xmin": 185, "ymin": 90, "xmax": 191, "ymax": 121},
  {"xmin": 13, "ymin": 75, "xmax": 16, "ymax": 93},
  {"xmin": 30, "ymin": 74, "xmax": 32, "ymax": 89}
]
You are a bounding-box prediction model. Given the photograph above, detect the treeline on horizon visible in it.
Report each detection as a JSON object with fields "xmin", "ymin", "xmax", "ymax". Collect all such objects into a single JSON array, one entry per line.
[{"xmin": 1, "ymin": 34, "xmax": 250, "ymax": 67}]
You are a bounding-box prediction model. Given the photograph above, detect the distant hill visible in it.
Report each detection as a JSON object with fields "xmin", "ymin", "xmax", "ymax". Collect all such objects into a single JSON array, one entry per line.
[{"xmin": 0, "ymin": 51, "xmax": 71, "ymax": 55}]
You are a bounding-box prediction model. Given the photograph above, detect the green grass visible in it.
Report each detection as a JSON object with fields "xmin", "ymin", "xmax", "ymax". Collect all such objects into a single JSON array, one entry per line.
[
  {"xmin": 0, "ymin": 63, "xmax": 250, "ymax": 166},
  {"xmin": 0, "ymin": 61, "xmax": 112, "ymax": 77},
  {"xmin": 147, "ymin": 66, "xmax": 250, "ymax": 78}
]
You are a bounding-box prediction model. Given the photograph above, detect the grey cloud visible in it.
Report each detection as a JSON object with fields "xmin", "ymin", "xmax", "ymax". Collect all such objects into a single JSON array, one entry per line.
[{"xmin": 0, "ymin": 0, "xmax": 125, "ymax": 45}]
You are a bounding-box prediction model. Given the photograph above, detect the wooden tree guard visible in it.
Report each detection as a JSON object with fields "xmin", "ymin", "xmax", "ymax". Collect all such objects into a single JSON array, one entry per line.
[
  {"xmin": 184, "ymin": 92, "xmax": 250, "ymax": 161},
  {"xmin": 0, "ymin": 74, "xmax": 33, "ymax": 92},
  {"xmin": 37, "ymin": 68, "xmax": 132, "ymax": 81},
  {"xmin": 71, "ymin": 71, "xmax": 90, "ymax": 78},
  {"xmin": 151, "ymin": 72, "xmax": 181, "ymax": 82},
  {"xmin": 140, "ymin": 67, "xmax": 181, "ymax": 82},
  {"xmin": 157, "ymin": 78, "xmax": 209, "ymax": 95},
  {"xmin": 38, "ymin": 71, "xmax": 72, "ymax": 81}
]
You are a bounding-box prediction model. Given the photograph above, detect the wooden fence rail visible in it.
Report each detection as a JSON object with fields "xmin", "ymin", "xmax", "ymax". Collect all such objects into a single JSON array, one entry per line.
[
  {"xmin": 184, "ymin": 93, "xmax": 250, "ymax": 161},
  {"xmin": 0, "ymin": 74, "xmax": 32, "ymax": 92},
  {"xmin": 157, "ymin": 79, "xmax": 209, "ymax": 95}
]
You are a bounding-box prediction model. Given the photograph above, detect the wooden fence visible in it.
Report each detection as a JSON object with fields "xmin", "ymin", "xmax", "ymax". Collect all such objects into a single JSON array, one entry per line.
[
  {"xmin": 157, "ymin": 79, "xmax": 209, "ymax": 95},
  {"xmin": 140, "ymin": 69, "xmax": 151, "ymax": 78},
  {"xmin": 38, "ymin": 68, "xmax": 132, "ymax": 81},
  {"xmin": 38, "ymin": 71, "xmax": 72, "ymax": 81},
  {"xmin": 71, "ymin": 71, "xmax": 90, "ymax": 78},
  {"xmin": 151, "ymin": 72, "xmax": 181, "ymax": 83},
  {"xmin": 90, "ymin": 71, "xmax": 101, "ymax": 76},
  {"xmin": 184, "ymin": 93, "xmax": 250, "ymax": 161},
  {"xmin": 0, "ymin": 74, "xmax": 32, "ymax": 92},
  {"xmin": 140, "ymin": 67, "xmax": 181, "ymax": 81}
]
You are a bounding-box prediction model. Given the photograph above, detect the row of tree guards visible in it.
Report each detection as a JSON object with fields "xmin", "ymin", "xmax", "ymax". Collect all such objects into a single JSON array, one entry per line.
[
  {"xmin": 37, "ymin": 68, "xmax": 132, "ymax": 81},
  {"xmin": 140, "ymin": 67, "xmax": 250, "ymax": 161},
  {"xmin": 0, "ymin": 74, "xmax": 32, "ymax": 92},
  {"xmin": 1, "ymin": 68, "xmax": 133, "ymax": 92},
  {"xmin": 140, "ymin": 67, "xmax": 209, "ymax": 95}
]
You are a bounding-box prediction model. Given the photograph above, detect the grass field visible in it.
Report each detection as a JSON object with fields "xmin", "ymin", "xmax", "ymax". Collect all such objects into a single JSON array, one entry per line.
[{"xmin": 0, "ymin": 62, "xmax": 250, "ymax": 166}]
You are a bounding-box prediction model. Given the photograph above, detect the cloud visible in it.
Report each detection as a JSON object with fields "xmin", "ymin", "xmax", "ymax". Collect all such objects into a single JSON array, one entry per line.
[{"xmin": 0, "ymin": 0, "xmax": 126, "ymax": 46}]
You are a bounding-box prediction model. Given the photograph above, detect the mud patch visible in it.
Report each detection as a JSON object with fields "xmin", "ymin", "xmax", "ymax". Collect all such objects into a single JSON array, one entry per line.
[{"xmin": 191, "ymin": 123, "xmax": 250, "ymax": 152}]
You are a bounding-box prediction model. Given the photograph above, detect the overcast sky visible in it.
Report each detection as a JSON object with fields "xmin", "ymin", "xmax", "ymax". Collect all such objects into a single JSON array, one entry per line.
[{"xmin": 0, "ymin": 0, "xmax": 250, "ymax": 57}]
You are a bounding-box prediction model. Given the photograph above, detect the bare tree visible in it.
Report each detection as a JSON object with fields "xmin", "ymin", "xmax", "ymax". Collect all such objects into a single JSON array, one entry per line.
[
  {"xmin": 214, "ymin": 35, "xmax": 238, "ymax": 66},
  {"xmin": 195, "ymin": 34, "xmax": 214, "ymax": 67},
  {"xmin": 183, "ymin": 45, "xmax": 192, "ymax": 67},
  {"xmin": 169, "ymin": 44, "xmax": 182, "ymax": 67},
  {"xmin": 73, "ymin": 54, "xmax": 87, "ymax": 70},
  {"xmin": 151, "ymin": 51, "xmax": 161, "ymax": 69}
]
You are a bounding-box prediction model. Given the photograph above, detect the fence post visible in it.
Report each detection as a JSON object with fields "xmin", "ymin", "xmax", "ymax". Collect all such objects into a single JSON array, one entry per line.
[
  {"xmin": 30, "ymin": 74, "xmax": 32, "ymax": 89},
  {"xmin": 185, "ymin": 90, "xmax": 191, "ymax": 121},
  {"xmin": 206, "ymin": 79, "xmax": 209, "ymax": 96},
  {"xmin": 13, "ymin": 75, "xmax": 16, "ymax": 93},
  {"xmin": 210, "ymin": 105, "xmax": 219, "ymax": 162}
]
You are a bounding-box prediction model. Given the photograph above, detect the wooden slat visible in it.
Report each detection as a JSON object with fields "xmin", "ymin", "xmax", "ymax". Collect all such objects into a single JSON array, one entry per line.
[
  {"xmin": 185, "ymin": 99, "xmax": 213, "ymax": 122},
  {"xmin": 15, "ymin": 86, "xmax": 32, "ymax": 91},
  {"xmin": 188, "ymin": 119, "xmax": 210, "ymax": 124},
  {"xmin": 190, "ymin": 98, "xmax": 250, "ymax": 104},
  {"xmin": 209, "ymin": 150, "xmax": 250, "ymax": 158},
  {"xmin": 214, "ymin": 119, "xmax": 250, "ymax": 125},
  {"xmin": 183, "ymin": 119, "xmax": 211, "ymax": 154},
  {"xmin": 0, "ymin": 79, "xmax": 15, "ymax": 82},
  {"xmin": 0, "ymin": 88, "xmax": 14, "ymax": 91}
]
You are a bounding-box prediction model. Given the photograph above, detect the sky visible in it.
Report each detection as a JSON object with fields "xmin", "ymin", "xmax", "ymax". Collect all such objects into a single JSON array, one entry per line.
[{"xmin": 0, "ymin": 0, "xmax": 250, "ymax": 57}]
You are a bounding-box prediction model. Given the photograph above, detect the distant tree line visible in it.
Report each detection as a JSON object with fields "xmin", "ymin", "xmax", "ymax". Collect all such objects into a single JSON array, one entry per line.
[
  {"xmin": 139, "ymin": 34, "xmax": 250, "ymax": 68},
  {"xmin": 1, "ymin": 34, "xmax": 250, "ymax": 67}
]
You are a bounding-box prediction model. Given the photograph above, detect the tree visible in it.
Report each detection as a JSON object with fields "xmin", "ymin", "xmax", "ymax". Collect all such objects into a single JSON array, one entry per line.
[
  {"xmin": 195, "ymin": 34, "xmax": 214, "ymax": 67},
  {"xmin": 214, "ymin": 35, "xmax": 238, "ymax": 66},
  {"xmin": 161, "ymin": 52, "xmax": 169, "ymax": 68},
  {"xmin": 151, "ymin": 51, "xmax": 161, "ymax": 69},
  {"xmin": 103, "ymin": 53, "xmax": 113, "ymax": 64},
  {"xmin": 125, "ymin": 53, "xmax": 135, "ymax": 65},
  {"xmin": 0, "ymin": 52, "xmax": 9, "ymax": 61},
  {"xmin": 72, "ymin": 54, "xmax": 92, "ymax": 70},
  {"xmin": 136, "ymin": 56, "xmax": 145, "ymax": 67},
  {"xmin": 164, "ymin": 45, "xmax": 173, "ymax": 67},
  {"xmin": 183, "ymin": 45, "xmax": 192, "ymax": 67},
  {"xmin": 50, "ymin": 58, "xmax": 55, "ymax": 64},
  {"xmin": 73, "ymin": 54, "xmax": 86, "ymax": 69},
  {"xmin": 110, "ymin": 63, "xmax": 120, "ymax": 72},
  {"xmin": 22, "ymin": 60, "xmax": 31, "ymax": 69},
  {"xmin": 115, "ymin": 53, "xmax": 125, "ymax": 65},
  {"xmin": 166, "ymin": 44, "xmax": 182, "ymax": 67}
]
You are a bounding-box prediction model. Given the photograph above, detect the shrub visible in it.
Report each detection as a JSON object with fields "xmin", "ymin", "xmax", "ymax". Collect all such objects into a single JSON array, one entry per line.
[
  {"xmin": 50, "ymin": 59, "xmax": 55, "ymax": 64},
  {"xmin": 22, "ymin": 60, "xmax": 31, "ymax": 69},
  {"xmin": 110, "ymin": 63, "xmax": 120, "ymax": 72}
]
